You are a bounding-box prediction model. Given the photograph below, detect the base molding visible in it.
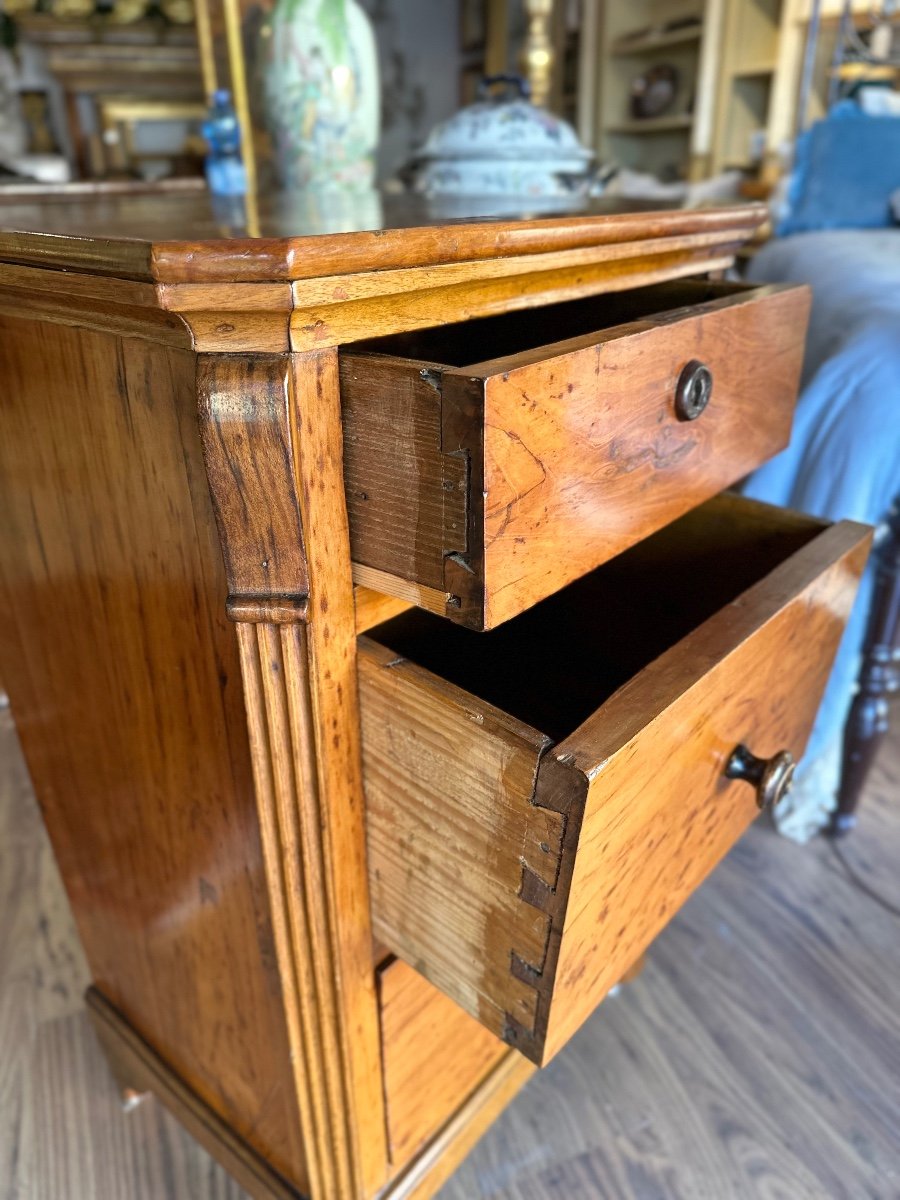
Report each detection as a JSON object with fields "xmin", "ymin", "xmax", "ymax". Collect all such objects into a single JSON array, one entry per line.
[
  {"xmin": 86, "ymin": 988, "xmax": 307, "ymax": 1200},
  {"xmin": 87, "ymin": 985, "xmax": 535, "ymax": 1200}
]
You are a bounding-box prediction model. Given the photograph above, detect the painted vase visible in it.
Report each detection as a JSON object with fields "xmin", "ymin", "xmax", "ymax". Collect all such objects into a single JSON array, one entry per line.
[{"xmin": 262, "ymin": 0, "xmax": 380, "ymax": 192}]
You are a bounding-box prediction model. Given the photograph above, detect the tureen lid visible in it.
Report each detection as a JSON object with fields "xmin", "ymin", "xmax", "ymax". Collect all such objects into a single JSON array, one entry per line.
[{"xmin": 419, "ymin": 75, "xmax": 592, "ymax": 165}]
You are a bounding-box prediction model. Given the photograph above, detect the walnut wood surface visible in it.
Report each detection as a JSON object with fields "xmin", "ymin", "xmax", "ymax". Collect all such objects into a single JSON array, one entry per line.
[
  {"xmin": 361, "ymin": 496, "xmax": 871, "ymax": 1064},
  {"xmin": 0, "ymin": 316, "xmax": 308, "ymax": 1186},
  {"xmin": 378, "ymin": 960, "xmax": 508, "ymax": 1172},
  {"xmin": 198, "ymin": 352, "xmax": 387, "ymax": 1199},
  {"xmin": 0, "ymin": 196, "xmax": 827, "ymax": 1199},
  {"xmin": 287, "ymin": 238, "xmax": 744, "ymax": 349},
  {"xmin": 343, "ymin": 282, "xmax": 809, "ymax": 629},
  {"xmin": 0, "ymin": 194, "xmax": 765, "ymax": 282},
  {"xmin": 86, "ymin": 978, "xmax": 533, "ymax": 1200},
  {"xmin": 534, "ymin": 516, "xmax": 870, "ymax": 1063},
  {"xmin": 198, "ymin": 357, "xmax": 309, "ymax": 605},
  {"xmin": 476, "ymin": 283, "xmax": 808, "ymax": 629},
  {"xmin": 0, "ymin": 197, "xmax": 766, "ymax": 356}
]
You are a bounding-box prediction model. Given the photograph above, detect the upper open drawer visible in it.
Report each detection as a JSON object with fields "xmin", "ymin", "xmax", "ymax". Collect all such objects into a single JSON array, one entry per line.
[
  {"xmin": 341, "ymin": 279, "xmax": 810, "ymax": 630},
  {"xmin": 359, "ymin": 495, "xmax": 869, "ymax": 1065}
]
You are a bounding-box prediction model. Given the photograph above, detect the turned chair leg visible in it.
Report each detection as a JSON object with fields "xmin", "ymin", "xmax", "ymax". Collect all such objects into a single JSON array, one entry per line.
[{"xmin": 829, "ymin": 501, "xmax": 900, "ymax": 836}]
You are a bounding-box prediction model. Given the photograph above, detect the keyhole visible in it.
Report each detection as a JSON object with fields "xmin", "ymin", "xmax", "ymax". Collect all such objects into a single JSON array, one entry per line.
[{"xmin": 675, "ymin": 360, "xmax": 712, "ymax": 421}]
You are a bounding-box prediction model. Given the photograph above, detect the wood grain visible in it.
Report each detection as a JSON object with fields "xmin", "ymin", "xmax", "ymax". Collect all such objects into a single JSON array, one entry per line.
[
  {"xmin": 353, "ymin": 587, "xmax": 415, "ymax": 636},
  {"xmin": 198, "ymin": 358, "xmax": 309, "ymax": 604},
  {"xmin": 288, "ymin": 348, "xmax": 388, "ymax": 1197},
  {"xmin": 361, "ymin": 497, "xmax": 871, "ymax": 1064},
  {"xmin": 360, "ymin": 638, "xmax": 554, "ymax": 1039},
  {"xmin": 378, "ymin": 959, "xmax": 508, "ymax": 1172},
  {"xmin": 342, "ymin": 282, "xmax": 809, "ymax": 629},
  {"xmin": 291, "ymin": 242, "xmax": 742, "ymax": 350},
  {"xmin": 87, "ymin": 989, "xmax": 304, "ymax": 1200},
  {"xmin": 198, "ymin": 352, "xmax": 388, "ymax": 1200},
  {"xmin": 0, "ymin": 687, "xmax": 530, "ymax": 1200},
  {"xmin": 351, "ymin": 565, "xmax": 450, "ymax": 617},
  {"xmin": 0, "ymin": 193, "xmax": 831, "ymax": 1199},
  {"xmin": 439, "ymin": 748, "xmax": 900, "ymax": 1200},
  {"xmin": 340, "ymin": 354, "xmax": 467, "ymax": 591},
  {"xmin": 533, "ymin": 517, "xmax": 870, "ymax": 1064},
  {"xmin": 0, "ymin": 316, "xmax": 308, "ymax": 1187},
  {"xmin": 290, "ymin": 234, "xmax": 744, "ymax": 309},
  {"xmin": 0, "ymin": 194, "xmax": 765, "ymax": 281},
  {"xmin": 384, "ymin": 1055, "xmax": 536, "ymax": 1200},
  {"xmin": 0, "ymin": 282, "xmax": 193, "ymax": 349},
  {"xmin": 476, "ymin": 283, "xmax": 809, "ymax": 629},
  {"xmin": 0, "ymin": 204, "xmax": 767, "ymax": 356},
  {"xmin": 31, "ymin": 1009, "xmax": 250, "ymax": 1200},
  {"xmin": 6, "ymin": 699, "xmax": 900, "ymax": 1200}
]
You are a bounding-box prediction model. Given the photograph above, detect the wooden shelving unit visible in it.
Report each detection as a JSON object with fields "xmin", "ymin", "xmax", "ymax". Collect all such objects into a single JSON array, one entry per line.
[
  {"xmin": 593, "ymin": 0, "xmax": 721, "ymax": 180},
  {"xmin": 610, "ymin": 25, "xmax": 703, "ymax": 54},
  {"xmin": 605, "ymin": 113, "xmax": 695, "ymax": 134},
  {"xmin": 711, "ymin": 0, "xmax": 787, "ymax": 175}
]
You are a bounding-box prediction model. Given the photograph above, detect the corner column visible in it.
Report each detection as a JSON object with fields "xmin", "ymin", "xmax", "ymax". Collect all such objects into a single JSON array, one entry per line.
[{"xmin": 198, "ymin": 349, "xmax": 387, "ymax": 1200}]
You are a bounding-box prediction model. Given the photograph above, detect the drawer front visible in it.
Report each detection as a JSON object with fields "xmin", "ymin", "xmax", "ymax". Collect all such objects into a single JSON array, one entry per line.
[
  {"xmin": 378, "ymin": 958, "xmax": 507, "ymax": 1171},
  {"xmin": 360, "ymin": 498, "xmax": 870, "ymax": 1065},
  {"xmin": 343, "ymin": 282, "xmax": 810, "ymax": 630}
]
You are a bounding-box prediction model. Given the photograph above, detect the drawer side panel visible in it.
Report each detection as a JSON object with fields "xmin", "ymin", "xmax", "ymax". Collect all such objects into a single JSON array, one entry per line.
[
  {"xmin": 360, "ymin": 637, "xmax": 562, "ymax": 1042},
  {"xmin": 341, "ymin": 355, "xmax": 467, "ymax": 590}
]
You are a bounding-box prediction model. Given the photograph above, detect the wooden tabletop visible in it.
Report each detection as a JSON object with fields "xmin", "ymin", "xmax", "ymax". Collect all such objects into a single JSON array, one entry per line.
[{"xmin": 0, "ymin": 189, "xmax": 766, "ymax": 284}]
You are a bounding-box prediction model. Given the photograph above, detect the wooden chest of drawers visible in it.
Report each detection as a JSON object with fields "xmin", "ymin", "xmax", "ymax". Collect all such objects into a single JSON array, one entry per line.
[{"xmin": 0, "ymin": 194, "xmax": 870, "ymax": 1199}]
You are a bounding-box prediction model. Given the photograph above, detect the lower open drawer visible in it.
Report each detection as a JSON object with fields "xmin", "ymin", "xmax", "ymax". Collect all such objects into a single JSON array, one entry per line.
[{"xmin": 359, "ymin": 494, "xmax": 870, "ymax": 1066}]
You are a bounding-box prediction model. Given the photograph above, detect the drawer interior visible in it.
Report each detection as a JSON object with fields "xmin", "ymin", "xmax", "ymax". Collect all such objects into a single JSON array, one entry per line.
[
  {"xmin": 350, "ymin": 278, "xmax": 749, "ymax": 367},
  {"xmin": 364, "ymin": 495, "xmax": 823, "ymax": 743}
]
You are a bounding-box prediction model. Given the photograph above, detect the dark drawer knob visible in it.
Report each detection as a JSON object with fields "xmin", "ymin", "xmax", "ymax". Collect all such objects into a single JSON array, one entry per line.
[
  {"xmin": 725, "ymin": 744, "xmax": 796, "ymax": 810},
  {"xmin": 675, "ymin": 360, "xmax": 713, "ymax": 421}
]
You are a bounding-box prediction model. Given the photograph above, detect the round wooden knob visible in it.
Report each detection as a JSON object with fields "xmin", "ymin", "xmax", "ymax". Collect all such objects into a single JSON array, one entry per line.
[
  {"xmin": 675, "ymin": 360, "xmax": 713, "ymax": 421},
  {"xmin": 725, "ymin": 744, "xmax": 796, "ymax": 811}
]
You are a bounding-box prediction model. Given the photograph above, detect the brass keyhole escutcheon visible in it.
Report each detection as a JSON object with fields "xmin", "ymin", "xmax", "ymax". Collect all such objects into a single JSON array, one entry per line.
[
  {"xmin": 675, "ymin": 360, "xmax": 713, "ymax": 421},
  {"xmin": 725, "ymin": 744, "xmax": 796, "ymax": 811}
]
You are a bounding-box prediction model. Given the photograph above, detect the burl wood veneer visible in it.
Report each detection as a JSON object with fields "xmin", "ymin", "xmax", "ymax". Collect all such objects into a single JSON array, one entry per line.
[{"xmin": 0, "ymin": 193, "xmax": 868, "ymax": 1200}]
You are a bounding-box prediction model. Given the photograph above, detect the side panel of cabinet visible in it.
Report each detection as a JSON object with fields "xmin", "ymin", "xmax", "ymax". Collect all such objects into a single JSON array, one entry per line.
[{"xmin": 0, "ymin": 316, "xmax": 309, "ymax": 1191}]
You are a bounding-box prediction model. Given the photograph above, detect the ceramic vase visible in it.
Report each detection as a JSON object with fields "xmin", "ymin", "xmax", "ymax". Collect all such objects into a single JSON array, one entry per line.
[{"xmin": 262, "ymin": 0, "xmax": 379, "ymax": 192}]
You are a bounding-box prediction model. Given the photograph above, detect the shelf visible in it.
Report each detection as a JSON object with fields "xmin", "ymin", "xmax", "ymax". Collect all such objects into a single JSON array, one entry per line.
[
  {"xmin": 604, "ymin": 114, "xmax": 694, "ymax": 135},
  {"xmin": 611, "ymin": 25, "xmax": 702, "ymax": 55},
  {"xmin": 731, "ymin": 62, "xmax": 776, "ymax": 79}
]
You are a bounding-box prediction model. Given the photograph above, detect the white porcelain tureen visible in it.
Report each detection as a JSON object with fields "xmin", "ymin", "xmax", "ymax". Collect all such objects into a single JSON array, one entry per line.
[{"xmin": 412, "ymin": 75, "xmax": 595, "ymax": 202}]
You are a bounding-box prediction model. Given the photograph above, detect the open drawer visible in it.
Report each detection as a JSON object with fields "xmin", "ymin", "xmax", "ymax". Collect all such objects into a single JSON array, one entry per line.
[
  {"xmin": 341, "ymin": 279, "xmax": 810, "ymax": 630},
  {"xmin": 359, "ymin": 494, "xmax": 870, "ymax": 1066}
]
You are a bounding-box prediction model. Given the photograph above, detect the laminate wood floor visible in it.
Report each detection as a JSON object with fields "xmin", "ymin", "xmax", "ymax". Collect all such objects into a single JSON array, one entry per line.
[{"xmin": 1, "ymin": 700, "xmax": 898, "ymax": 1200}]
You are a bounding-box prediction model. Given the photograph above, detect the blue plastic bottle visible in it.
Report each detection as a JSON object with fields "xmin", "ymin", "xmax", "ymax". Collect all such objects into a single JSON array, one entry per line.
[{"xmin": 202, "ymin": 89, "xmax": 247, "ymax": 197}]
